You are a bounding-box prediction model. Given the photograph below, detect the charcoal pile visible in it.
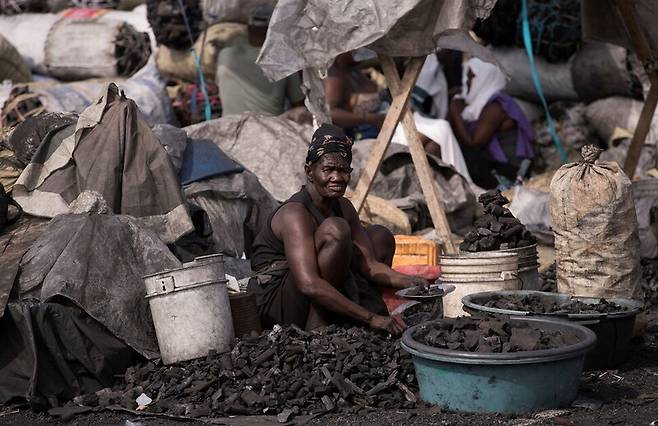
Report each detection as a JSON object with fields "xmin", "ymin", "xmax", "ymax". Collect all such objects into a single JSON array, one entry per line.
[
  {"xmin": 412, "ymin": 317, "xmax": 579, "ymax": 353},
  {"xmin": 66, "ymin": 325, "xmax": 417, "ymax": 419},
  {"xmin": 483, "ymin": 294, "xmax": 629, "ymax": 315},
  {"xmin": 540, "ymin": 263, "xmax": 557, "ymax": 292},
  {"xmin": 642, "ymin": 258, "xmax": 658, "ymax": 309},
  {"xmin": 460, "ymin": 190, "xmax": 537, "ymax": 252},
  {"xmin": 401, "ymin": 302, "xmax": 441, "ymax": 327}
]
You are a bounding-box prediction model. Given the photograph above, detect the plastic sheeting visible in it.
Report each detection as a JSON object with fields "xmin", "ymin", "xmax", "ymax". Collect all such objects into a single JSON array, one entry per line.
[
  {"xmin": 0, "ymin": 299, "xmax": 139, "ymax": 410},
  {"xmin": 491, "ymin": 47, "xmax": 577, "ymax": 103},
  {"xmin": 184, "ymin": 171, "xmax": 279, "ymax": 258},
  {"xmin": 257, "ymin": 0, "xmax": 497, "ymax": 81},
  {"xmin": 257, "ymin": 0, "xmax": 498, "ymax": 124},
  {"xmin": 17, "ymin": 213, "xmax": 183, "ymax": 359},
  {"xmin": 184, "ymin": 113, "xmax": 313, "ymax": 201},
  {"xmin": 571, "ymin": 42, "xmax": 638, "ymax": 103},
  {"xmin": 585, "ymin": 97, "xmax": 644, "ymax": 143},
  {"xmin": 12, "ymin": 84, "xmax": 193, "ymax": 244},
  {"xmin": 34, "ymin": 60, "xmax": 177, "ymax": 126},
  {"xmin": 634, "ymin": 179, "xmax": 658, "ymax": 259},
  {"xmin": 350, "ymin": 139, "xmax": 477, "ymax": 232}
]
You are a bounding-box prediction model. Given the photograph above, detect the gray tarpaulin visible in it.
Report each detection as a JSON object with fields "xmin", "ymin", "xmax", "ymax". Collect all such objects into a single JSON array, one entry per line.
[
  {"xmin": 0, "ymin": 300, "xmax": 139, "ymax": 409},
  {"xmin": 12, "ymin": 84, "xmax": 193, "ymax": 244},
  {"xmin": 350, "ymin": 139, "xmax": 477, "ymax": 232},
  {"xmin": 184, "ymin": 113, "xmax": 313, "ymax": 201},
  {"xmin": 257, "ymin": 0, "xmax": 497, "ymax": 80},
  {"xmin": 184, "ymin": 171, "xmax": 278, "ymax": 258},
  {"xmin": 17, "ymin": 213, "xmax": 182, "ymax": 359},
  {"xmin": 256, "ymin": 0, "xmax": 498, "ymax": 123}
]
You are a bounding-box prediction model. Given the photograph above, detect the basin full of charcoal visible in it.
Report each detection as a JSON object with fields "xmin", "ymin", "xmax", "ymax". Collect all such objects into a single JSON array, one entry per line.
[
  {"xmin": 401, "ymin": 316, "xmax": 596, "ymax": 413},
  {"xmin": 462, "ymin": 290, "xmax": 643, "ymax": 369}
]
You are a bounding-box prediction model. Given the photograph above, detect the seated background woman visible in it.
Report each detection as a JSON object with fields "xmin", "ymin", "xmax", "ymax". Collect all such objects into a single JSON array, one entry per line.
[
  {"xmin": 325, "ymin": 52, "xmax": 475, "ymax": 183},
  {"xmin": 448, "ymin": 58, "xmax": 535, "ymax": 189},
  {"xmin": 324, "ymin": 53, "xmax": 387, "ymax": 140}
]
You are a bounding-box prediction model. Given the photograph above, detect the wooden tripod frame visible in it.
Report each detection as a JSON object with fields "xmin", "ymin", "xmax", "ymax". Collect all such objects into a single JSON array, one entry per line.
[{"xmin": 350, "ymin": 54, "xmax": 458, "ymax": 254}]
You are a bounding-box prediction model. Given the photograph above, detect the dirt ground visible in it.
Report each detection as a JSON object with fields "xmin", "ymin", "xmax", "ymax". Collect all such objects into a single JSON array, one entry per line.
[{"xmin": 1, "ymin": 316, "xmax": 657, "ymax": 426}]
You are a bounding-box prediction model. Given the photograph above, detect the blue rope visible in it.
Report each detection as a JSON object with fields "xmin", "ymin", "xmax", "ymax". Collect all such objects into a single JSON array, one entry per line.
[
  {"xmin": 521, "ymin": 0, "xmax": 568, "ymax": 163},
  {"xmin": 176, "ymin": 0, "xmax": 212, "ymax": 122}
]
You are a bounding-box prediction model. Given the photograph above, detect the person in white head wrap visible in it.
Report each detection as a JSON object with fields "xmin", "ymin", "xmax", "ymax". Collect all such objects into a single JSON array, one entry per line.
[
  {"xmin": 391, "ymin": 54, "xmax": 474, "ymax": 184},
  {"xmin": 448, "ymin": 57, "xmax": 535, "ymax": 189},
  {"xmin": 459, "ymin": 58, "xmax": 507, "ymax": 122}
]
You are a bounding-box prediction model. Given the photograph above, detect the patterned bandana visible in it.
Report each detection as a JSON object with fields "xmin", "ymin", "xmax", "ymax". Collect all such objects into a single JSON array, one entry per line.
[{"xmin": 305, "ymin": 123, "xmax": 353, "ymax": 166}]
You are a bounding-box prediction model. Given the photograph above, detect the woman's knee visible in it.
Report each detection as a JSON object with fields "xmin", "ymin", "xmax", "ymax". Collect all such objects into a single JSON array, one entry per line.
[
  {"xmin": 316, "ymin": 217, "xmax": 351, "ymax": 244},
  {"xmin": 366, "ymin": 224, "xmax": 396, "ymax": 265}
]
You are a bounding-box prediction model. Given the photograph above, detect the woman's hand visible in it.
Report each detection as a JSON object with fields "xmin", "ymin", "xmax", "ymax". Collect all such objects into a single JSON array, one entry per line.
[
  {"xmin": 400, "ymin": 275, "xmax": 430, "ymax": 291},
  {"xmin": 368, "ymin": 314, "xmax": 405, "ymax": 336},
  {"xmin": 449, "ymin": 97, "xmax": 466, "ymax": 116},
  {"xmin": 364, "ymin": 112, "xmax": 386, "ymax": 129}
]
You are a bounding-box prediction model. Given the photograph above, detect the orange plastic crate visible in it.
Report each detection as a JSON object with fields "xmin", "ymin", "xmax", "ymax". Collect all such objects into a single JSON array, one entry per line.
[{"xmin": 392, "ymin": 235, "xmax": 440, "ymax": 268}]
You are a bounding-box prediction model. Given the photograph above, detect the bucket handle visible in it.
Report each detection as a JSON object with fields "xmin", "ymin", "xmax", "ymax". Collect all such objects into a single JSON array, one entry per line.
[
  {"xmin": 157, "ymin": 276, "xmax": 175, "ymax": 293},
  {"xmin": 501, "ymin": 271, "xmax": 524, "ymax": 288}
]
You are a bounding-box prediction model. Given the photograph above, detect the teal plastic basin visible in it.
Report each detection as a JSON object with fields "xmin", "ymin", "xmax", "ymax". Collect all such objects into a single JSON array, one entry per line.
[{"xmin": 401, "ymin": 317, "xmax": 597, "ymax": 414}]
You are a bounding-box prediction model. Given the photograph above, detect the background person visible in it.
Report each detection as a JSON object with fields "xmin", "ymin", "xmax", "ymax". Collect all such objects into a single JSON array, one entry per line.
[
  {"xmin": 448, "ymin": 57, "xmax": 535, "ymax": 189},
  {"xmin": 217, "ymin": 4, "xmax": 304, "ymax": 116}
]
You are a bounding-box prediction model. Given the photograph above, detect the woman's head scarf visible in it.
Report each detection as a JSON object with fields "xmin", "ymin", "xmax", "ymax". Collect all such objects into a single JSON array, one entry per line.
[{"xmin": 461, "ymin": 58, "xmax": 507, "ymax": 121}]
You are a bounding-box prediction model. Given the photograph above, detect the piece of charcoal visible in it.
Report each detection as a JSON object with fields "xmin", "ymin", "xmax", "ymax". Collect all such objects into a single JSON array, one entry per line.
[
  {"xmin": 188, "ymin": 405, "xmax": 211, "ymax": 418},
  {"xmin": 498, "ymin": 217, "xmax": 521, "ymax": 225},
  {"xmin": 73, "ymin": 393, "xmax": 99, "ymax": 407},
  {"xmin": 464, "ymin": 231, "xmax": 479, "ymax": 242},
  {"xmin": 331, "ymin": 373, "xmax": 352, "ymax": 398},
  {"xmin": 278, "ymin": 408, "xmax": 294, "ymax": 423},
  {"xmin": 478, "ymin": 236, "xmax": 498, "ymax": 250},
  {"xmin": 501, "ymin": 224, "xmax": 524, "ymax": 240},
  {"xmin": 321, "ymin": 395, "xmax": 335, "ymax": 411},
  {"xmin": 477, "ymin": 227, "xmax": 493, "ymax": 236},
  {"xmin": 490, "ymin": 221, "xmax": 503, "ymax": 233},
  {"xmin": 253, "ymin": 347, "xmax": 276, "ymax": 367},
  {"xmin": 220, "ymin": 353, "xmax": 233, "ymax": 371},
  {"xmin": 240, "ymin": 390, "xmax": 262, "ymax": 407}
]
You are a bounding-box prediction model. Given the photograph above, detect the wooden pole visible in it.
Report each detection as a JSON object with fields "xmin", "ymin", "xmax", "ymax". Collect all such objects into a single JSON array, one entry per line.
[
  {"xmin": 615, "ymin": 0, "xmax": 658, "ymax": 177},
  {"xmin": 379, "ymin": 56, "xmax": 458, "ymax": 254},
  {"xmin": 351, "ymin": 57, "xmax": 424, "ymax": 212},
  {"xmin": 624, "ymin": 84, "xmax": 658, "ymax": 177}
]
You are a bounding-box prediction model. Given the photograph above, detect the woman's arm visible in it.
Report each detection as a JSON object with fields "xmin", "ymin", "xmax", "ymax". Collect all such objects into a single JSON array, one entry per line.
[
  {"xmin": 340, "ymin": 200, "xmax": 428, "ymax": 289},
  {"xmin": 448, "ymin": 99, "xmax": 509, "ymax": 148},
  {"xmin": 325, "ymin": 75, "xmax": 385, "ymax": 128}
]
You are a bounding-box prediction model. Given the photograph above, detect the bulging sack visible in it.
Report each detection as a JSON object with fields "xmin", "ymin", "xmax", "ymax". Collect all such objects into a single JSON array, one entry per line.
[{"xmin": 550, "ymin": 145, "xmax": 642, "ymax": 299}]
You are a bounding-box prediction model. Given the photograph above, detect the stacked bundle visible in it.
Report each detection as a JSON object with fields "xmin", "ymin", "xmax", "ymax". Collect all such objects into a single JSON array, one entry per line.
[{"xmin": 460, "ymin": 190, "xmax": 537, "ymax": 252}]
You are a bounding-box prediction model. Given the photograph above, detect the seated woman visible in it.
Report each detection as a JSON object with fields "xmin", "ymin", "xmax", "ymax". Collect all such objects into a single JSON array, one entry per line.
[
  {"xmin": 325, "ymin": 52, "xmax": 474, "ymax": 183},
  {"xmin": 448, "ymin": 58, "xmax": 535, "ymax": 189},
  {"xmin": 324, "ymin": 52, "xmax": 386, "ymax": 140},
  {"xmin": 248, "ymin": 124, "xmax": 427, "ymax": 335}
]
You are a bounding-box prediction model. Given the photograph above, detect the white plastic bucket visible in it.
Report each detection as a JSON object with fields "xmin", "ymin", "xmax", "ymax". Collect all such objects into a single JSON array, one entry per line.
[
  {"xmin": 440, "ymin": 252, "xmax": 520, "ymax": 317},
  {"xmin": 143, "ymin": 254, "xmax": 234, "ymax": 365},
  {"xmin": 496, "ymin": 244, "xmax": 540, "ymax": 290}
]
